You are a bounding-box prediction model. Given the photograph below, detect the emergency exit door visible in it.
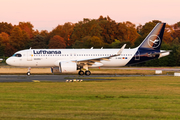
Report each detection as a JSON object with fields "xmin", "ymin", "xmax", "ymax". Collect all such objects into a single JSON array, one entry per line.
[{"xmin": 27, "ymin": 50, "xmax": 32, "ymax": 61}]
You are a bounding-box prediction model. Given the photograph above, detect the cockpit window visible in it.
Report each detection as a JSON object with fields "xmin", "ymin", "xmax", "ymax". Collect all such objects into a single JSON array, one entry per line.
[{"xmin": 13, "ymin": 53, "xmax": 22, "ymax": 57}]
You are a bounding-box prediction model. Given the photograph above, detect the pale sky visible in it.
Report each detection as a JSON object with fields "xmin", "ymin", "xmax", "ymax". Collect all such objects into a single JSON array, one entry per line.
[{"xmin": 1, "ymin": 0, "xmax": 180, "ymax": 31}]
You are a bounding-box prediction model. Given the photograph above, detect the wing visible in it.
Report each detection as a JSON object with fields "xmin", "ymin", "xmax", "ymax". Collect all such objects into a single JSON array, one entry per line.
[{"xmin": 72, "ymin": 44, "xmax": 126, "ymax": 66}]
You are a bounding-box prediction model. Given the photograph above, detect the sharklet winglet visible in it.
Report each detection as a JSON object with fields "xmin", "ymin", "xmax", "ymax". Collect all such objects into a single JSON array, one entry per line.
[{"xmin": 117, "ymin": 44, "xmax": 126, "ymax": 55}]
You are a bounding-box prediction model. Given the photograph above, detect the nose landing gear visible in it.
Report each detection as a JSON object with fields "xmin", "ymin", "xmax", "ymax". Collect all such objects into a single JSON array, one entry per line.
[{"xmin": 27, "ymin": 67, "xmax": 31, "ymax": 76}]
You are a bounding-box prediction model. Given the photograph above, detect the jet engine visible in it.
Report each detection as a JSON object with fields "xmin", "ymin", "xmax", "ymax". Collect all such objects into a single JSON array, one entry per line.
[{"xmin": 51, "ymin": 61, "xmax": 77, "ymax": 73}]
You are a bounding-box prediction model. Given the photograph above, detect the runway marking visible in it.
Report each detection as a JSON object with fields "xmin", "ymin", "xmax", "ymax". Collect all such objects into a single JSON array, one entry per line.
[{"xmin": 32, "ymin": 80, "xmax": 40, "ymax": 82}]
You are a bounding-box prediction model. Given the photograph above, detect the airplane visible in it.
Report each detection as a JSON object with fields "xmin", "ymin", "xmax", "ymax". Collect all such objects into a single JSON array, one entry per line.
[{"xmin": 6, "ymin": 23, "xmax": 171, "ymax": 76}]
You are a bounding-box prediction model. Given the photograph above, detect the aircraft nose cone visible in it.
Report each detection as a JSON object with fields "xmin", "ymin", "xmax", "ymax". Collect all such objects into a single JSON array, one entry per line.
[{"xmin": 6, "ymin": 57, "xmax": 13, "ymax": 65}]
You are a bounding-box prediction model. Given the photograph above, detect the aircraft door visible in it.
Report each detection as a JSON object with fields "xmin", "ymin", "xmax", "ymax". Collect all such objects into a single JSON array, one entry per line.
[
  {"xmin": 27, "ymin": 50, "xmax": 32, "ymax": 61},
  {"xmin": 135, "ymin": 51, "xmax": 140, "ymax": 60}
]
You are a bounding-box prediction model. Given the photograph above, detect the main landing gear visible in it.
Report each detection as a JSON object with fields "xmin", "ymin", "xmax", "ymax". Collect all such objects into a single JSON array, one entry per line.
[
  {"xmin": 77, "ymin": 64, "xmax": 91, "ymax": 76},
  {"xmin": 78, "ymin": 70, "xmax": 91, "ymax": 76}
]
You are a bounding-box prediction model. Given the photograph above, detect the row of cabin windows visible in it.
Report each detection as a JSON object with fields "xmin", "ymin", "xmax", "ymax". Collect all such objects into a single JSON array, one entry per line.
[{"xmin": 33, "ymin": 54, "xmax": 133, "ymax": 57}]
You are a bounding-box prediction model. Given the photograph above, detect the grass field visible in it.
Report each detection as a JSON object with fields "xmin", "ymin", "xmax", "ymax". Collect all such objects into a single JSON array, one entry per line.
[
  {"xmin": 1, "ymin": 76, "xmax": 180, "ymax": 119},
  {"xmin": 0, "ymin": 66, "xmax": 173, "ymax": 75}
]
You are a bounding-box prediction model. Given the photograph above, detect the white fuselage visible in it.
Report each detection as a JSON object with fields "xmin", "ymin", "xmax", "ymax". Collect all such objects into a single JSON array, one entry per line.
[{"xmin": 6, "ymin": 48, "xmax": 138, "ymax": 67}]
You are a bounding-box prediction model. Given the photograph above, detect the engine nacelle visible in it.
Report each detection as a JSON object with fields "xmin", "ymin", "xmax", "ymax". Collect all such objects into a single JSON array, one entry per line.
[{"xmin": 51, "ymin": 61, "xmax": 77, "ymax": 73}]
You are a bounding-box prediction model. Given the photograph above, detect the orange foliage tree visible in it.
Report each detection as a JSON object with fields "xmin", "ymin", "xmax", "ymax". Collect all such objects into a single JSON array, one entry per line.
[
  {"xmin": 50, "ymin": 22, "xmax": 74, "ymax": 47},
  {"xmin": 10, "ymin": 26, "xmax": 29, "ymax": 50},
  {"xmin": 19, "ymin": 22, "xmax": 34, "ymax": 38},
  {"xmin": 48, "ymin": 35, "xmax": 66, "ymax": 48},
  {"xmin": 0, "ymin": 32, "xmax": 16, "ymax": 56}
]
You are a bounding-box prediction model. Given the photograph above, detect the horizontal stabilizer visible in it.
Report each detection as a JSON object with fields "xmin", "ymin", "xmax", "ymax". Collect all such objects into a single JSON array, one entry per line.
[{"xmin": 149, "ymin": 50, "xmax": 172, "ymax": 56}]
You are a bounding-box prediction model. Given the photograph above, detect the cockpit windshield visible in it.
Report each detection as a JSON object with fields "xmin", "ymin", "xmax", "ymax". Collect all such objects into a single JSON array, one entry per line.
[{"xmin": 13, "ymin": 53, "xmax": 22, "ymax": 57}]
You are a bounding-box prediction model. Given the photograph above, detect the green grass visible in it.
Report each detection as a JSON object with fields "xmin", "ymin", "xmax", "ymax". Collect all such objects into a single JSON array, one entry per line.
[{"xmin": 1, "ymin": 76, "xmax": 180, "ymax": 119}]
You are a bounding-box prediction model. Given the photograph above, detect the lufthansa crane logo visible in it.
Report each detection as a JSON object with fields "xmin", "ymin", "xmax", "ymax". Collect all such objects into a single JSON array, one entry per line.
[{"xmin": 148, "ymin": 35, "xmax": 161, "ymax": 48}]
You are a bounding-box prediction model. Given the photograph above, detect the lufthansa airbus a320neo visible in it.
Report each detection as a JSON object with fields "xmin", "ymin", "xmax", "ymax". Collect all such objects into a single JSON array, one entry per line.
[{"xmin": 6, "ymin": 23, "xmax": 171, "ymax": 76}]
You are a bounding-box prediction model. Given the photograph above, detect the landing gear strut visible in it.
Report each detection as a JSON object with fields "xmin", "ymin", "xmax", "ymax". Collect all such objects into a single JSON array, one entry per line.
[
  {"xmin": 77, "ymin": 64, "xmax": 91, "ymax": 76},
  {"xmin": 27, "ymin": 67, "xmax": 31, "ymax": 76}
]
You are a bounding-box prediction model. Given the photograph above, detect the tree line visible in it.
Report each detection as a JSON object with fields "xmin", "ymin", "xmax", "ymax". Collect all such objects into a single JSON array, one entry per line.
[{"xmin": 0, "ymin": 16, "xmax": 180, "ymax": 66}]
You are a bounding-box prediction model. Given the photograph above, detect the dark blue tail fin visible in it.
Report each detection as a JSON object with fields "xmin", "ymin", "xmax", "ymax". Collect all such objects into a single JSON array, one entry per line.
[{"xmin": 138, "ymin": 23, "xmax": 166, "ymax": 50}]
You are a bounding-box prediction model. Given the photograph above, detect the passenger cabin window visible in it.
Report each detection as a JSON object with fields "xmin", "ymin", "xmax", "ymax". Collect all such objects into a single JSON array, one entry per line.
[{"xmin": 13, "ymin": 53, "xmax": 22, "ymax": 57}]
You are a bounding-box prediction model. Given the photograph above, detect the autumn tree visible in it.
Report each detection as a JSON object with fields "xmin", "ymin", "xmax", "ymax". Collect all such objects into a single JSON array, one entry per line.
[
  {"xmin": 19, "ymin": 22, "xmax": 34, "ymax": 38},
  {"xmin": 48, "ymin": 35, "xmax": 66, "ymax": 48},
  {"xmin": 173, "ymin": 21, "xmax": 180, "ymax": 29},
  {"xmin": 86, "ymin": 36, "xmax": 103, "ymax": 48},
  {"xmin": 31, "ymin": 34, "xmax": 47, "ymax": 48},
  {"xmin": 110, "ymin": 39, "xmax": 132, "ymax": 48},
  {"xmin": 98, "ymin": 17, "xmax": 138, "ymax": 45},
  {"xmin": 172, "ymin": 22, "xmax": 180, "ymax": 40},
  {"xmin": 39, "ymin": 30, "xmax": 50, "ymax": 46},
  {"xmin": 60, "ymin": 22, "xmax": 74, "ymax": 46},
  {"xmin": 72, "ymin": 36, "xmax": 103, "ymax": 48},
  {"xmin": 111, "ymin": 39, "xmax": 121, "ymax": 48},
  {"xmin": 50, "ymin": 22, "xmax": 74, "ymax": 47},
  {"xmin": 10, "ymin": 26, "xmax": 29, "ymax": 50},
  {"xmin": 175, "ymin": 46, "xmax": 180, "ymax": 65},
  {"xmin": 50, "ymin": 25, "xmax": 62, "ymax": 38},
  {"xmin": 163, "ymin": 24, "xmax": 174, "ymax": 43},
  {"xmin": 71, "ymin": 16, "xmax": 140, "ymax": 47},
  {"xmin": 121, "ymin": 21, "xmax": 139, "ymax": 44},
  {"xmin": 133, "ymin": 35, "xmax": 144, "ymax": 47},
  {"xmin": 0, "ymin": 32, "xmax": 16, "ymax": 56},
  {"xmin": 139, "ymin": 20, "xmax": 161, "ymax": 36},
  {"xmin": 173, "ymin": 30, "xmax": 180, "ymax": 40},
  {"xmin": 0, "ymin": 32, "xmax": 9, "ymax": 56},
  {"xmin": 71, "ymin": 19, "xmax": 102, "ymax": 45},
  {"xmin": 98, "ymin": 17, "xmax": 116, "ymax": 44},
  {"xmin": 33, "ymin": 29, "xmax": 40, "ymax": 36},
  {"xmin": 40, "ymin": 30, "xmax": 49, "ymax": 37},
  {"xmin": 0, "ymin": 22, "xmax": 13, "ymax": 35}
]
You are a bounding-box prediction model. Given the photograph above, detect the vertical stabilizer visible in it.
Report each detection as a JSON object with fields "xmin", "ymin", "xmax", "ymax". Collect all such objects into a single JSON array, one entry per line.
[{"xmin": 138, "ymin": 23, "xmax": 166, "ymax": 50}]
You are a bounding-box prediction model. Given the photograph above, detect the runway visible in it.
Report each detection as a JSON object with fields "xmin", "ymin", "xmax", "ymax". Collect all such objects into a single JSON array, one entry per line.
[
  {"xmin": 101, "ymin": 67, "xmax": 180, "ymax": 71},
  {"xmin": 0, "ymin": 75, "xmax": 71, "ymax": 82},
  {"xmin": 0, "ymin": 66, "xmax": 179, "ymax": 82},
  {"xmin": 0, "ymin": 74, "xmax": 173, "ymax": 82}
]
